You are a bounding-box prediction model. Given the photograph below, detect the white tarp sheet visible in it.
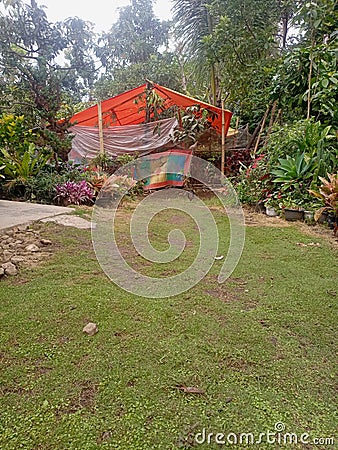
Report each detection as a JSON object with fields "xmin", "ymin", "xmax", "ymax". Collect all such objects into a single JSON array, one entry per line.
[{"xmin": 68, "ymin": 117, "xmax": 178, "ymax": 162}]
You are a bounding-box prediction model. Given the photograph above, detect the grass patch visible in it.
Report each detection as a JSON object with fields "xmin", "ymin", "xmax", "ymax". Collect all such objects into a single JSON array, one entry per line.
[{"xmin": 0, "ymin": 206, "xmax": 337, "ymax": 449}]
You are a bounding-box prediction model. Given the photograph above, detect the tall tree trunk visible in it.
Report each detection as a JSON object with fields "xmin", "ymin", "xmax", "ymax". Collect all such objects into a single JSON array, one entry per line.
[{"xmin": 206, "ymin": 4, "xmax": 217, "ymax": 105}]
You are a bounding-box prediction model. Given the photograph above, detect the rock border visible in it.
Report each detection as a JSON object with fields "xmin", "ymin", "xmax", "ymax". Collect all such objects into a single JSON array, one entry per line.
[{"xmin": 0, "ymin": 224, "xmax": 53, "ymax": 279}]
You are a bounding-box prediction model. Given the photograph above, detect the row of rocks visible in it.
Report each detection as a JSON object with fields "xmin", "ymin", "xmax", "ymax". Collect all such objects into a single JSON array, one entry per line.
[{"xmin": 0, "ymin": 224, "xmax": 53, "ymax": 278}]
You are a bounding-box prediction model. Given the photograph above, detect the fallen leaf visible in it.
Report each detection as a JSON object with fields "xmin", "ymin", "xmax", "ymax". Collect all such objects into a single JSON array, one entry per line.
[
  {"xmin": 327, "ymin": 290, "xmax": 336, "ymax": 297},
  {"xmin": 176, "ymin": 385, "xmax": 205, "ymax": 394}
]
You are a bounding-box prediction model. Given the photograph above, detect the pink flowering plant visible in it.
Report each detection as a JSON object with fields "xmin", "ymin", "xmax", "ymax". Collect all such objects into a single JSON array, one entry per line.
[{"xmin": 55, "ymin": 180, "xmax": 95, "ymax": 206}]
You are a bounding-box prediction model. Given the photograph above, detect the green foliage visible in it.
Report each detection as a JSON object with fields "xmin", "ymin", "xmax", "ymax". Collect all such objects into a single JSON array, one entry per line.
[
  {"xmin": 263, "ymin": 118, "xmax": 337, "ymax": 208},
  {"xmin": 0, "ymin": 113, "xmax": 35, "ymax": 153},
  {"xmin": 0, "ymin": 0, "xmax": 97, "ymax": 159},
  {"xmin": 234, "ymin": 157, "xmax": 271, "ymax": 205},
  {"xmin": 23, "ymin": 162, "xmax": 88, "ymax": 203},
  {"xmin": 265, "ymin": 119, "xmax": 337, "ymax": 178},
  {"xmin": 0, "ymin": 144, "xmax": 51, "ymax": 190},
  {"xmin": 171, "ymin": 105, "xmax": 210, "ymax": 146},
  {"xmin": 275, "ymin": 43, "xmax": 338, "ymax": 126},
  {"xmin": 271, "ymin": 153, "xmax": 317, "ymax": 184},
  {"xmin": 309, "ymin": 173, "xmax": 338, "ymax": 215},
  {"xmin": 270, "ymin": 0, "xmax": 338, "ymax": 125},
  {"xmin": 95, "ymin": 0, "xmax": 180, "ymax": 98},
  {"xmin": 172, "ymin": 0, "xmax": 219, "ymax": 103},
  {"xmin": 97, "ymin": 0, "xmax": 169, "ymax": 66},
  {"xmin": 270, "ymin": 152, "xmax": 318, "ymax": 207},
  {"xmin": 173, "ymin": 0, "xmax": 285, "ymax": 107},
  {"xmin": 95, "ymin": 53, "xmax": 182, "ymax": 99}
]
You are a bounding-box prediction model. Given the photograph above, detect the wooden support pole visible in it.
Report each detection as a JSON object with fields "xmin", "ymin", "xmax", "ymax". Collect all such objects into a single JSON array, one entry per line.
[
  {"xmin": 307, "ymin": 54, "xmax": 313, "ymax": 120},
  {"xmin": 252, "ymin": 105, "xmax": 270, "ymax": 157},
  {"xmin": 98, "ymin": 101, "xmax": 104, "ymax": 155},
  {"xmin": 221, "ymin": 99, "xmax": 225, "ymax": 176}
]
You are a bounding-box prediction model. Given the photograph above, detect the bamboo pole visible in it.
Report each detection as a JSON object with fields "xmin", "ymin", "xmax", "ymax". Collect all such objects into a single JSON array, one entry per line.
[
  {"xmin": 98, "ymin": 101, "xmax": 104, "ymax": 155},
  {"xmin": 221, "ymin": 99, "xmax": 225, "ymax": 176},
  {"xmin": 233, "ymin": 116, "xmax": 240, "ymax": 150},
  {"xmin": 307, "ymin": 54, "xmax": 313, "ymax": 120},
  {"xmin": 252, "ymin": 105, "xmax": 270, "ymax": 157},
  {"xmin": 268, "ymin": 101, "xmax": 277, "ymax": 131}
]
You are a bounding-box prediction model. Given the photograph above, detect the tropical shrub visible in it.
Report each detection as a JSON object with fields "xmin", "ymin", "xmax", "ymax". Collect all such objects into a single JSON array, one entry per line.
[
  {"xmin": 171, "ymin": 106, "xmax": 210, "ymax": 146},
  {"xmin": 226, "ymin": 148, "xmax": 253, "ymax": 176},
  {"xmin": 264, "ymin": 119, "xmax": 337, "ymax": 177},
  {"xmin": 309, "ymin": 173, "xmax": 338, "ymax": 219},
  {"xmin": 234, "ymin": 156, "xmax": 271, "ymax": 205},
  {"xmin": 271, "ymin": 153, "xmax": 316, "ymax": 185},
  {"xmin": 54, "ymin": 180, "xmax": 94, "ymax": 206},
  {"xmin": 87, "ymin": 171, "xmax": 110, "ymax": 195},
  {"xmin": 0, "ymin": 144, "xmax": 51, "ymax": 192},
  {"xmin": 0, "ymin": 113, "xmax": 35, "ymax": 154},
  {"xmin": 270, "ymin": 152, "xmax": 319, "ymax": 208}
]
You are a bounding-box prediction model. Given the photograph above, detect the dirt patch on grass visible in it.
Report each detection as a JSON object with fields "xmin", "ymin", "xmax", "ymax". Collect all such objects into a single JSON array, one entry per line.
[
  {"xmin": 244, "ymin": 208, "xmax": 290, "ymax": 228},
  {"xmin": 243, "ymin": 207, "xmax": 338, "ymax": 248},
  {"xmin": 56, "ymin": 380, "xmax": 97, "ymax": 416},
  {"xmin": 204, "ymin": 275, "xmax": 250, "ymax": 303},
  {"xmin": 205, "ymin": 287, "xmax": 242, "ymax": 303},
  {"xmin": 166, "ymin": 214, "xmax": 190, "ymax": 226}
]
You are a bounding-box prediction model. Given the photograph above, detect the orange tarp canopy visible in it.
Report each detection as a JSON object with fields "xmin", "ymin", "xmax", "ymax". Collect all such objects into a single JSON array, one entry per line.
[{"xmin": 70, "ymin": 83, "xmax": 232, "ymax": 135}]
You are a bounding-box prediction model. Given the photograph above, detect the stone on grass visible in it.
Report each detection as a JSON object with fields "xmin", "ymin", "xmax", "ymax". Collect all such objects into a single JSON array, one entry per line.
[
  {"xmin": 18, "ymin": 225, "xmax": 29, "ymax": 232},
  {"xmin": 0, "ymin": 267, "xmax": 5, "ymax": 277},
  {"xmin": 25, "ymin": 243, "xmax": 40, "ymax": 252},
  {"xmin": 11, "ymin": 256, "xmax": 25, "ymax": 265},
  {"xmin": 83, "ymin": 322, "xmax": 98, "ymax": 336},
  {"xmin": 40, "ymin": 239, "xmax": 52, "ymax": 246},
  {"xmin": 2, "ymin": 262, "xmax": 18, "ymax": 276},
  {"xmin": 3, "ymin": 250, "xmax": 13, "ymax": 261}
]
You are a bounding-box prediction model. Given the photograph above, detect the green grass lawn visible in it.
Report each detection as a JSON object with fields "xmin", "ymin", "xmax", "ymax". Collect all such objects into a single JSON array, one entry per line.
[{"xmin": 0, "ymin": 205, "xmax": 337, "ymax": 449}]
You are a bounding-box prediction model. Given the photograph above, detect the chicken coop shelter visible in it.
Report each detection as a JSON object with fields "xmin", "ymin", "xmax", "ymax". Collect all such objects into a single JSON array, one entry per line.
[{"xmin": 67, "ymin": 83, "xmax": 232, "ymax": 162}]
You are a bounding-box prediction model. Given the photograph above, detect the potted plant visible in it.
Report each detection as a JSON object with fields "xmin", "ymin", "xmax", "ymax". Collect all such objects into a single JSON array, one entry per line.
[
  {"xmin": 280, "ymin": 194, "xmax": 304, "ymax": 221},
  {"xmin": 309, "ymin": 173, "xmax": 338, "ymax": 232},
  {"xmin": 263, "ymin": 190, "xmax": 284, "ymax": 217},
  {"xmin": 270, "ymin": 152, "xmax": 319, "ymax": 221},
  {"xmin": 283, "ymin": 206, "xmax": 304, "ymax": 221}
]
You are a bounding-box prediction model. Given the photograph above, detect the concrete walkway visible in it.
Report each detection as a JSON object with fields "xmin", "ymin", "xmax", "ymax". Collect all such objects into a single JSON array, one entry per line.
[{"xmin": 0, "ymin": 200, "xmax": 74, "ymax": 230}]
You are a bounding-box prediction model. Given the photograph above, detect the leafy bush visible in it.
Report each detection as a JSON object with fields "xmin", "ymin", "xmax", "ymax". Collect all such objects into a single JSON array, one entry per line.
[
  {"xmin": 22, "ymin": 162, "xmax": 90, "ymax": 203},
  {"xmin": 0, "ymin": 144, "xmax": 51, "ymax": 192},
  {"xmin": 234, "ymin": 156, "xmax": 271, "ymax": 205},
  {"xmin": 309, "ymin": 173, "xmax": 338, "ymax": 218},
  {"xmin": 171, "ymin": 106, "xmax": 210, "ymax": 146},
  {"xmin": 0, "ymin": 113, "xmax": 35, "ymax": 154},
  {"xmin": 264, "ymin": 119, "xmax": 337, "ymax": 177},
  {"xmin": 271, "ymin": 153, "xmax": 316, "ymax": 185},
  {"xmin": 226, "ymin": 148, "xmax": 252, "ymax": 176},
  {"xmin": 55, "ymin": 180, "xmax": 94, "ymax": 206}
]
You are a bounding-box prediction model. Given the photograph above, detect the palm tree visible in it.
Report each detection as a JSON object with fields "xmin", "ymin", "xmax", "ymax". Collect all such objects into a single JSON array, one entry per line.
[{"xmin": 172, "ymin": 0, "xmax": 219, "ymax": 105}]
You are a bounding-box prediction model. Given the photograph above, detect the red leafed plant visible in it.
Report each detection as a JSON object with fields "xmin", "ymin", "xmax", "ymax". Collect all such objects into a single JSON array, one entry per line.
[{"xmin": 309, "ymin": 173, "xmax": 338, "ymax": 221}]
